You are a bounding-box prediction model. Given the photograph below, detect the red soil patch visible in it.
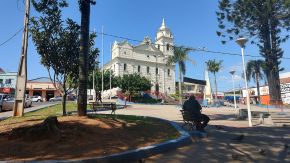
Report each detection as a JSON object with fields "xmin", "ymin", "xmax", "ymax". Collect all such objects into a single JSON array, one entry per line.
[{"xmin": 0, "ymin": 116, "xmax": 179, "ymax": 161}]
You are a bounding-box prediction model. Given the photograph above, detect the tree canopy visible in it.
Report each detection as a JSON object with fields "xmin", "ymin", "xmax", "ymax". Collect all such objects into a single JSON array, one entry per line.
[
  {"xmin": 216, "ymin": 0, "xmax": 289, "ymax": 103},
  {"xmin": 117, "ymin": 73, "xmax": 152, "ymax": 94},
  {"xmin": 30, "ymin": 0, "xmax": 98, "ymax": 115}
]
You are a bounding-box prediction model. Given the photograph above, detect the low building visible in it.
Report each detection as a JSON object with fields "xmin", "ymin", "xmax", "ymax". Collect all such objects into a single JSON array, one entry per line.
[
  {"xmin": 0, "ymin": 68, "xmax": 17, "ymax": 94},
  {"xmin": 26, "ymin": 77, "xmax": 61, "ymax": 101},
  {"xmin": 241, "ymin": 72, "xmax": 290, "ymax": 105},
  {"xmin": 177, "ymin": 77, "xmax": 206, "ymax": 100}
]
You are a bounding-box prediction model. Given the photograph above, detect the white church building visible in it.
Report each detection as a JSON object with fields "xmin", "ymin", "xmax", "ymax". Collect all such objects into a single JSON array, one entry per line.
[{"xmin": 104, "ymin": 19, "xmax": 176, "ymax": 94}]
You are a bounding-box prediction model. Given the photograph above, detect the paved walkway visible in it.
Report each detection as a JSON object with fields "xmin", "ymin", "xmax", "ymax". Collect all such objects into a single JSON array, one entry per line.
[{"xmin": 101, "ymin": 104, "xmax": 290, "ymax": 162}]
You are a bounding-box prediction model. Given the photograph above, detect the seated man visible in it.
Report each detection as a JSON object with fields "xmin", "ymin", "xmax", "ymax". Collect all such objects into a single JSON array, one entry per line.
[{"xmin": 183, "ymin": 95, "xmax": 210, "ymax": 132}]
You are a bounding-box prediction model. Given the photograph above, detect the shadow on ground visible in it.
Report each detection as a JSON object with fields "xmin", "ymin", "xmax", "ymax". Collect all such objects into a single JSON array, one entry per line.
[{"xmin": 146, "ymin": 122, "xmax": 290, "ymax": 163}]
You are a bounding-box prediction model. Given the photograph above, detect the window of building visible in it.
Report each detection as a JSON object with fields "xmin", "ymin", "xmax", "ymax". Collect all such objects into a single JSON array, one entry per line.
[
  {"xmin": 124, "ymin": 63, "xmax": 127, "ymax": 71},
  {"xmin": 138, "ymin": 65, "xmax": 141, "ymax": 72},
  {"xmin": 147, "ymin": 66, "xmax": 150, "ymax": 74},
  {"xmin": 0, "ymin": 79, "xmax": 3, "ymax": 84},
  {"xmin": 167, "ymin": 69, "xmax": 170, "ymax": 76},
  {"xmin": 5, "ymin": 79, "xmax": 11, "ymax": 84},
  {"xmin": 147, "ymin": 55, "xmax": 150, "ymax": 59},
  {"xmin": 156, "ymin": 68, "xmax": 158, "ymax": 74},
  {"xmin": 166, "ymin": 44, "xmax": 170, "ymax": 51},
  {"xmin": 124, "ymin": 51, "xmax": 126, "ymax": 54},
  {"xmin": 157, "ymin": 44, "xmax": 160, "ymax": 50},
  {"xmin": 188, "ymin": 85, "xmax": 195, "ymax": 91}
]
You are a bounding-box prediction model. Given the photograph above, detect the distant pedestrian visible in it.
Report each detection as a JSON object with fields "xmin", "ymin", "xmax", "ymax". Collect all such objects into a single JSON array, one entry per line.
[{"xmin": 97, "ymin": 91, "xmax": 102, "ymax": 103}]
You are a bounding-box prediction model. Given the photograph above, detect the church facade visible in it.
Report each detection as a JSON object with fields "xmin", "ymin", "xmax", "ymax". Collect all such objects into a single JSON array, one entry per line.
[{"xmin": 104, "ymin": 19, "xmax": 176, "ymax": 94}]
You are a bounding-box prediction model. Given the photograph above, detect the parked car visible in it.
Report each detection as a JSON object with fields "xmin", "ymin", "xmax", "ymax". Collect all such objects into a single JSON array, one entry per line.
[
  {"xmin": 49, "ymin": 96, "xmax": 62, "ymax": 102},
  {"xmin": 0, "ymin": 94, "xmax": 32, "ymax": 112},
  {"xmin": 24, "ymin": 95, "xmax": 33, "ymax": 108},
  {"xmin": 31, "ymin": 96, "xmax": 43, "ymax": 102}
]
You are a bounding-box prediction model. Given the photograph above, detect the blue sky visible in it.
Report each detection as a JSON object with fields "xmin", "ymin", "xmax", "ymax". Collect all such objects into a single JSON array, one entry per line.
[{"xmin": 0, "ymin": 0, "xmax": 289, "ymax": 91}]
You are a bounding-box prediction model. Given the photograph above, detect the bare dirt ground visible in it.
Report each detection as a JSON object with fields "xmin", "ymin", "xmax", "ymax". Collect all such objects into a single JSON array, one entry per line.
[{"xmin": 0, "ymin": 115, "xmax": 179, "ymax": 161}]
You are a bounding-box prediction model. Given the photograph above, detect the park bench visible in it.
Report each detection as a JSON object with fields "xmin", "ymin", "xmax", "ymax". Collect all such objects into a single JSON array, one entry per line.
[
  {"xmin": 90, "ymin": 102, "xmax": 117, "ymax": 114},
  {"xmin": 180, "ymin": 110, "xmax": 200, "ymax": 130}
]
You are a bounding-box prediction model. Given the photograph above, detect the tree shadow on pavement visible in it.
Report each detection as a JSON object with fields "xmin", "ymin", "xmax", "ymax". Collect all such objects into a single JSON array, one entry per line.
[{"xmin": 146, "ymin": 122, "xmax": 290, "ymax": 163}]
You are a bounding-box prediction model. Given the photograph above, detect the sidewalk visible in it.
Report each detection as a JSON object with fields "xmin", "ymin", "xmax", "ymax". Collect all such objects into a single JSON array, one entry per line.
[{"xmin": 100, "ymin": 104, "xmax": 290, "ymax": 162}]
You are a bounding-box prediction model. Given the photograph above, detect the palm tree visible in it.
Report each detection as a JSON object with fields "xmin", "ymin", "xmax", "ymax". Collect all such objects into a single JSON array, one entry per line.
[
  {"xmin": 77, "ymin": 0, "xmax": 93, "ymax": 116},
  {"xmin": 167, "ymin": 46, "xmax": 191, "ymax": 105},
  {"xmin": 246, "ymin": 59, "xmax": 265, "ymax": 103},
  {"xmin": 206, "ymin": 59, "xmax": 223, "ymax": 103}
]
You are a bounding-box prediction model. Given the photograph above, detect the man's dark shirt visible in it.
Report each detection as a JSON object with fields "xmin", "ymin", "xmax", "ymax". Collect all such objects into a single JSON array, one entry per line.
[{"xmin": 183, "ymin": 98, "xmax": 202, "ymax": 120}]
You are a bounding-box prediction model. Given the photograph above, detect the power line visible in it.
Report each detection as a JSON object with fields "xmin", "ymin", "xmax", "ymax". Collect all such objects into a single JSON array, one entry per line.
[
  {"xmin": 0, "ymin": 27, "xmax": 23, "ymax": 47},
  {"xmin": 95, "ymin": 31, "xmax": 290, "ymax": 60}
]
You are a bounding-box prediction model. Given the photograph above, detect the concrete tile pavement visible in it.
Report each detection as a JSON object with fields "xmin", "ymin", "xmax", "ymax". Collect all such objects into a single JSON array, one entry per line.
[{"xmin": 101, "ymin": 104, "xmax": 290, "ymax": 162}]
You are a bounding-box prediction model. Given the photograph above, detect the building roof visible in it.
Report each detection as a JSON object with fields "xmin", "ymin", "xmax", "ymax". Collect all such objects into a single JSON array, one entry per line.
[
  {"xmin": 183, "ymin": 77, "xmax": 206, "ymax": 85},
  {"xmin": 28, "ymin": 77, "xmax": 52, "ymax": 83}
]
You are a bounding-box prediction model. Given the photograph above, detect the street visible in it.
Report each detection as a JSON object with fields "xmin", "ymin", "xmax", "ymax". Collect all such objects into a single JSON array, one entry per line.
[{"xmin": 0, "ymin": 102, "xmax": 59, "ymax": 120}]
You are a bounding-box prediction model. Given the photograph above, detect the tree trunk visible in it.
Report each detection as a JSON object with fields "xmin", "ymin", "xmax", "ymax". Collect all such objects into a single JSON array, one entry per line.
[
  {"xmin": 178, "ymin": 65, "xmax": 182, "ymax": 105},
  {"xmin": 256, "ymin": 73, "xmax": 261, "ymax": 104},
  {"xmin": 62, "ymin": 75, "xmax": 67, "ymax": 116},
  {"xmin": 78, "ymin": 0, "xmax": 90, "ymax": 116},
  {"xmin": 62, "ymin": 92, "xmax": 67, "ymax": 116},
  {"xmin": 214, "ymin": 73, "xmax": 218, "ymax": 103},
  {"xmin": 268, "ymin": 67, "xmax": 282, "ymax": 105},
  {"xmin": 260, "ymin": 12, "xmax": 282, "ymax": 105}
]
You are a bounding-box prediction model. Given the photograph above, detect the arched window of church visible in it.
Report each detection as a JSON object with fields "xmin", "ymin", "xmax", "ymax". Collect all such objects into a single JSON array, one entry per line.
[
  {"xmin": 168, "ymin": 69, "xmax": 170, "ymax": 76},
  {"xmin": 166, "ymin": 44, "xmax": 170, "ymax": 51},
  {"xmin": 158, "ymin": 44, "xmax": 160, "ymax": 50},
  {"xmin": 156, "ymin": 68, "xmax": 158, "ymax": 74},
  {"xmin": 147, "ymin": 66, "xmax": 150, "ymax": 74},
  {"xmin": 124, "ymin": 63, "xmax": 127, "ymax": 71},
  {"xmin": 138, "ymin": 65, "xmax": 141, "ymax": 72}
]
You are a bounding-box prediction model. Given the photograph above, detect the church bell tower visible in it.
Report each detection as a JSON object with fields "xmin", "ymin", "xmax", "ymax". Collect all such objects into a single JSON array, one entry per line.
[{"xmin": 155, "ymin": 18, "xmax": 174, "ymax": 56}]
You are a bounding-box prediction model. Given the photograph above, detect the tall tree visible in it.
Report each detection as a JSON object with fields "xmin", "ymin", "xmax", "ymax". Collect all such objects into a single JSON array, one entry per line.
[
  {"xmin": 206, "ymin": 59, "xmax": 223, "ymax": 102},
  {"xmin": 216, "ymin": 0, "xmax": 290, "ymax": 104},
  {"xmin": 77, "ymin": 0, "xmax": 95, "ymax": 116},
  {"xmin": 166, "ymin": 46, "xmax": 192, "ymax": 104},
  {"xmin": 246, "ymin": 59, "xmax": 266, "ymax": 103},
  {"xmin": 30, "ymin": 0, "xmax": 98, "ymax": 115},
  {"xmin": 30, "ymin": 0, "xmax": 73, "ymax": 116},
  {"xmin": 117, "ymin": 73, "xmax": 152, "ymax": 100}
]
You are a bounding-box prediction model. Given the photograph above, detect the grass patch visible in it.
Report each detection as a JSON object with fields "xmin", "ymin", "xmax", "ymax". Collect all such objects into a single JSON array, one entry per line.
[{"xmin": 0, "ymin": 102, "xmax": 77, "ymax": 125}]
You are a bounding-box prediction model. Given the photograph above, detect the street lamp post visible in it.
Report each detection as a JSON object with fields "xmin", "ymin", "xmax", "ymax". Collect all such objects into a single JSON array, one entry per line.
[
  {"xmin": 230, "ymin": 70, "xmax": 237, "ymax": 109},
  {"xmin": 236, "ymin": 37, "xmax": 252, "ymax": 127}
]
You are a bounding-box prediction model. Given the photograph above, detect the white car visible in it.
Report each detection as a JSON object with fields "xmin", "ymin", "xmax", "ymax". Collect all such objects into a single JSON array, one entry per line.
[
  {"xmin": 31, "ymin": 96, "xmax": 43, "ymax": 102},
  {"xmin": 49, "ymin": 96, "xmax": 62, "ymax": 102},
  {"xmin": 0, "ymin": 94, "xmax": 32, "ymax": 112}
]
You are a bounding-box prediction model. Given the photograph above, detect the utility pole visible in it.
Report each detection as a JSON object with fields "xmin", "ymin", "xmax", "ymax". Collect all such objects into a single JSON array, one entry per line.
[
  {"xmin": 92, "ymin": 28, "xmax": 96, "ymax": 102},
  {"xmin": 101, "ymin": 25, "xmax": 104, "ymax": 101},
  {"xmin": 109, "ymin": 42, "xmax": 112, "ymax": 101},
  {"xmin": 13, "ymin": 0, "xmax": 30, "ymax": 117}
]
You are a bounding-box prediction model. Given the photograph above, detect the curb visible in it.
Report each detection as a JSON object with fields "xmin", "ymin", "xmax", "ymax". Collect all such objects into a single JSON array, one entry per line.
[{"xmin": 3, "ymin": 116, "xmax": 193, "ymax": 163}]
